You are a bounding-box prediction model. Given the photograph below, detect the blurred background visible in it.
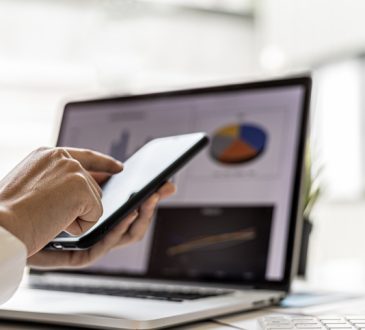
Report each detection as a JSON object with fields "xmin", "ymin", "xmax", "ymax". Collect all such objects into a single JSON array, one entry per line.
[{"xmin": 2, "ymin": 0, "xmax": 365, "ymax": 291}]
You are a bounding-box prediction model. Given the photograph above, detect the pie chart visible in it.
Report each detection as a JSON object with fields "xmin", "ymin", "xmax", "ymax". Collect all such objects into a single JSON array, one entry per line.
[{"xmin": 210, "ymin": 123, "xmax": 267, "ymax": 164}]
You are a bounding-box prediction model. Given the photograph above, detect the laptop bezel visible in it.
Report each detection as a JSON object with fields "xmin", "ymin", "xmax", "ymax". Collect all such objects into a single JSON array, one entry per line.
[{"xmin": 31, "ymin": 75, "xmax": 311, "ymax": 293}]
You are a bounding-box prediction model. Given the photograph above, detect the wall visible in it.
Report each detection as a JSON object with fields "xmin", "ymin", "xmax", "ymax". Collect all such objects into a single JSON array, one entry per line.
[
  {"xmin": 0, "ymin": 0, "xmax": 257, "ymax": 176},
  {"xmin": 258, "ymin": 0, "xmax": 365, "ymax": 67}
]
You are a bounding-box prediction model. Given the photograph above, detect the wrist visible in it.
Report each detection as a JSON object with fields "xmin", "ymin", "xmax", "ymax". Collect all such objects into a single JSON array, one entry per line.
[
  {"xmin": 0, "ymin": 204, "xmax": 15, "ymax": 229},
  {"xmin": 0, "ymin": 205, "xmax": 29, "ymax": 254}
]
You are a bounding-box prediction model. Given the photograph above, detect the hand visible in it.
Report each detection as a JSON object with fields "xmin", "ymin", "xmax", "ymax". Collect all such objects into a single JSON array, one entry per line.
[
  {"xmin": 27, "ymin": 182, "xmax": 176, "ymax": 269},
  {"xmin": 0, "ymin": 147, "xmax": 123, "ymax": 256}
]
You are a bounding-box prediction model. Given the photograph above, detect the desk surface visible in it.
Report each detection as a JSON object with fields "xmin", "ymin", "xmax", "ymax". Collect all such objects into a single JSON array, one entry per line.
[
  {"xmin": 2, "ymin": 290, "xmax": 365, "ymax": 330},
  {"xmin": 3, "ymin": 298, "xmax": 365, "ymax": 330},
  {"xmin": 0, "ymin": 307, "xmax": 272, "ymax": 330}
]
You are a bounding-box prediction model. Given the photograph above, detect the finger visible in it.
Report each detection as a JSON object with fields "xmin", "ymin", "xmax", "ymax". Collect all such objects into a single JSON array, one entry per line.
[
  {"xmin": 157, "ymin": 182, "xmax": 176, "ymax": 199},
  {"xmin": 69, "ymin": 212, "xmax": 137, "ymax": 267},
  {"xmin": 75, "ymin": 177, "xmax": 104, "ymax": 227},
  {"xmin": 65, "ymin": 168, "xmax": 104, "ymax": 235},
  {"xmin": 83, "ymin": 168, "xmax": 103, "ymax": 198},
  {"xmin": 56, "ymin": 149, "xmax": 104, "ymax": 198},
  {"xmin": 28, "ymin": 212, "xmax": 139, "ymax": 269},
  {"xmin": 65, "ymin": 148, "xmax": 123, "ymax": 174},
  {"xmin": 81, "ymin": 211, "xmax": 138, "ymax": 264},
  {"xmin": 89, "ymin": 172, "xmax": 112, "ymax": 185},
  {"xmin": 27, "ymin": 250, "xmax": 70, "ymax": 269},
  {"xmin": 119, "ymin": 194, "xmax": 159, "ymax": 245},
  {"xmin": 65, "ymin": 217, "xmax": 96, "ymax": 236}
]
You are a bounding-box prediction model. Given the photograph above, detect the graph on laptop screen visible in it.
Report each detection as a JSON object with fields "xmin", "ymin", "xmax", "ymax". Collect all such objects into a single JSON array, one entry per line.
[{"xmin": 58, "ymin": 84, "xmax": 305, "ymax": 282}]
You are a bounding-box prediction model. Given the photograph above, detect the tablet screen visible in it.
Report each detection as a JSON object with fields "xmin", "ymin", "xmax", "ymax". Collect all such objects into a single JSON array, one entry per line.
[{"xmin": 85, "ymin": 133, "xmax": 206, "ymax": 236}]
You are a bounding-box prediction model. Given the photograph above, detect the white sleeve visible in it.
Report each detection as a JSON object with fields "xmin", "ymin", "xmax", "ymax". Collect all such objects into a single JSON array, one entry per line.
[{"xmin": 0, "ymin": 227, "xmax": 27, "ymax": 305}]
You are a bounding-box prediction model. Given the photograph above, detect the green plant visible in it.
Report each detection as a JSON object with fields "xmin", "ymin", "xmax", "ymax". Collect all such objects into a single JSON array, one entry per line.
[{"xmin": 303, "ymin": 146, "xmax": 321, "ymax": 218}]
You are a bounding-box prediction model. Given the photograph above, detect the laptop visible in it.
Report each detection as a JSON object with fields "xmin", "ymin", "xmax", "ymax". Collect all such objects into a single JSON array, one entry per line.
[{"xmin": 0, "ymin": 76, "xmax": 311, "ymax": 329}]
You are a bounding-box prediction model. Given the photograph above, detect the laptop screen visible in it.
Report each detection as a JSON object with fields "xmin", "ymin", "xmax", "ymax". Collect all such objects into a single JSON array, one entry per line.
[{"xmin": 54, "ymin": 77, "xmax": 310, "ymax": 287}]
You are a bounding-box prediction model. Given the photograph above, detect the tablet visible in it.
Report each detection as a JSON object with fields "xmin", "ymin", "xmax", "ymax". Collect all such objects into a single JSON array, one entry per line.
[{"xmin": 46, "ymin": 132, "xmax": 209, "ymax": 250}]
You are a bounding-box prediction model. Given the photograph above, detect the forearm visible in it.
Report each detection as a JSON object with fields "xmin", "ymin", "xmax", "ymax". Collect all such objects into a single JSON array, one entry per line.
[{"xmin": 0, "ymin": 206, "xmax": 27, "ymax": 305}]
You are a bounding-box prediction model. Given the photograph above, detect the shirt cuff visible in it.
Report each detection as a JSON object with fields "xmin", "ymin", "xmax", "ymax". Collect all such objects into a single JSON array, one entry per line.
[{"xmin": 0, "ymin": 226, "xmax": 27, "ymax": 305}]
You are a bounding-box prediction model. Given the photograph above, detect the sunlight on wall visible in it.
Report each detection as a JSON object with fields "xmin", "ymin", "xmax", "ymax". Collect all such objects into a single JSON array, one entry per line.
[
  {"xmin": 0, "ymin": 0, "xmax": 255, "ymax": 178},
  {"xmin": 313, "ymin": 59, "xmax": 362, "ymax": 200}
]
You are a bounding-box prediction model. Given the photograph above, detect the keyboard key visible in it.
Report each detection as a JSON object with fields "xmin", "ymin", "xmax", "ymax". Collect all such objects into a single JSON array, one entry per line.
[
  {"xmin": 294, "ymin": 324, "xmax": 323, "ymax": 327},
  {"xmin": 258, "ymin": 315, "xmax": 362, "ymax": 330},
  {"xmin": 346, "ymin": 316, "xmax": 365, "ymax": 320}
]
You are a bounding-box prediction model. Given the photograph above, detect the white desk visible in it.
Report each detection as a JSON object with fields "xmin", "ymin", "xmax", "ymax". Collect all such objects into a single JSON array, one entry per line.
[
  {"xmin": 0, "ymin": 308, "xmax": 270, "ymax": 330},
  {"xmin": 3, "ymin": 286, "xmax": 365, "ymax": 329}
]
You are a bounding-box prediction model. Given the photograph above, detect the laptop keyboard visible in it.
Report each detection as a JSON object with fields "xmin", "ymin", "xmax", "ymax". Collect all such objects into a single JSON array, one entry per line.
[
  {"xmin": 32, "ymin": 284, "xmax": 231, "ymax": 302},
  {"xmin": 259, "ymin": 315, "xmax": 365, "ymax": 329}
]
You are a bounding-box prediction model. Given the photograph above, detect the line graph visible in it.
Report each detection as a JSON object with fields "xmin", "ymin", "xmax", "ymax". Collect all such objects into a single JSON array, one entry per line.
[{"xmin": 166, "ymin": 227, "xmax": 256, "ymax": 256}]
